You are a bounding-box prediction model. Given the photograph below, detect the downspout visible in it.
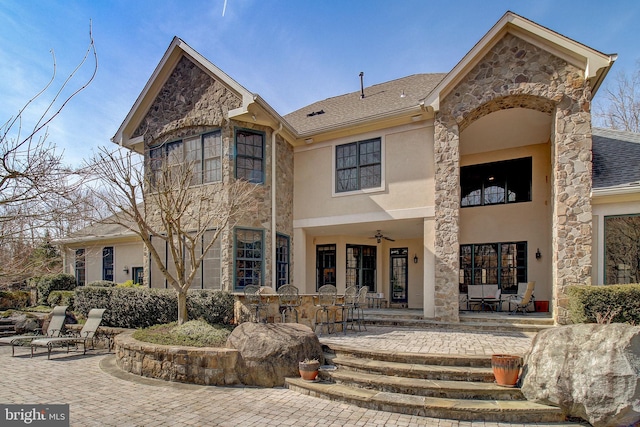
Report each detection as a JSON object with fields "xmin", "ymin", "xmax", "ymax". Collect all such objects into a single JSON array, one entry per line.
[{"xmin": 271, "ymin": 123, "xmax": 283, "ymax": 288}]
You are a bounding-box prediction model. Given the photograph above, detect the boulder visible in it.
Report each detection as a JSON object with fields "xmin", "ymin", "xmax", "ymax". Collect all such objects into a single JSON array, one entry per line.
[
  {"xmin": 226, "ymin": 322, "xmax": 323, "ymax": 387},
  {"xmin": 521, "ymin": 323, "xmax": 640, "ymax": 427},
  {"xmin": 11, "ymin": 313, "xmax": 41, "ymax": 334}
]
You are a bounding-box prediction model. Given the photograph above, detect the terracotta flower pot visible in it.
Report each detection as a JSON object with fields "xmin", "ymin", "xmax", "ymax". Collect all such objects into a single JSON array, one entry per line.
[
  {"xmin": 299, "ymin": 360, "xmax": 320, "ymax": 381},
  {"xmin": 491, "ymin": 354, "xmax": 521, "ymax": 387}
]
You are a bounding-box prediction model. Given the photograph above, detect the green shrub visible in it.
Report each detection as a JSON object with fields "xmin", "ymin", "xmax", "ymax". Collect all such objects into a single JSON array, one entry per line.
[
  {"xmin": 86, "ymin": 280, "xmax": 117, "ymax": 287},
  {"xmin": 568, "ymin": 284, "xmax": 640, "ymax": 324},
  {"xmin": 36, "ymin": 274, "xmax": 77, "ymax": 305},
  {"xmin": 46, "ymin": 291, "xmax": 75, "ymax": 310},
  {"xmin": 132, "ymin": 320, "xmax": 233, "ymax": 347},
  {"xmin": 116, "ymin": 280, "xmax": 141, "ymax": 288},
  {"xmin": 74, "ymin": 287, "xmax": 235, "ymax": 328},
  {"xmin": 0, "ymin": 290, "xmax": 30, "ymax": 309}
]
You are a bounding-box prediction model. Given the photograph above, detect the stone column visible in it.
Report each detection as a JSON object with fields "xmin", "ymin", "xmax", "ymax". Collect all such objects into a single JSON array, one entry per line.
[
  {"xmin": 433, "ymin": 115, "xmax": 461, "ymax": 322},
  {"xmin": 551, "ymin": 98, "xmax": 593, "ymax": 325}
]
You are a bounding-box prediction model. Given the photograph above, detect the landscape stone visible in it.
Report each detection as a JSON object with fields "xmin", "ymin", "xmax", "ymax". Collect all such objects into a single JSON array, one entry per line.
[
  {"xmin": 520, "ymin": 323, "xmax": 640, "ymax": 427},
  {"xmin": 226, "ymin": 322, "xmax": 324, "ymax": 387}
]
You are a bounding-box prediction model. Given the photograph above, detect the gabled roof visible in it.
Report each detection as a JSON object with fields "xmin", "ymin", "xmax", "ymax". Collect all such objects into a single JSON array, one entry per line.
[
  {"xmin": 111, "ymin": 37, "xmax": 297, "ymax": 150},
  {"xmin": 592, "ymin": 127, "xmax": 640, "ymax": 192},
  {"xmin": 284, "ymin": 73, "xmax": 446, "ymax": 136},
  {"xmin": 422, "ymin": 11, "xmax": 617, "ymax": 111}
]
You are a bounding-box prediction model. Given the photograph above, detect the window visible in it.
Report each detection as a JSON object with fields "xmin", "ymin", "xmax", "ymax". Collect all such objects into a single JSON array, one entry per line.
[
  {"xmin": 316, "ymin": 244, "xmax": 336, "ymax": 291},
  {"xmin": 149, "ymin": 231, "xmax": 221, "ymax": 289},
  {"xmin": 75, "ymin": 249, "xmax": 85, "ymax": 286},
  {"xmin": 235, "ymin": 129, "xmax": 264, "ymax": 183},
  {"xmin": 234, "ymin": 228, "xmax": 264, "ymax": 289},
  {"xmin": 604, "ymin": 214, "xmax": 640, "ymax": 284},
  {"xmin": 102, "ymin": 247, "xmax": 114, "ymax": 282},
  {"xmin": 461, "ymin": 157, "xmax": 532, "ymax": 207},
  {"xmin": 148, "ymin": 131, "xmax": 222, "ymax": 186},
  {"xmin": 276, "ymin": 234, "xmax": 290, "ymax": 290},
  {"xmin": 336, "ymin": 138, "xmax": 381, "ymax": 193},
  {"xmin": 346, "ymin": 245, "xmax": 377, "ymax": 291},
  {"xmin": 459, "ymin": 242, "xmax": 527, "ymax": 294}
]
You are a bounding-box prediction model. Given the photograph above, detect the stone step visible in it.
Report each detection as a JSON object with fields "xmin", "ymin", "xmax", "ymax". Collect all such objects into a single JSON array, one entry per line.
[
  {"xmin": 285, "ymin": 378, "xmax": 566, "ymax": 423},
  {"xmin": 328, "ymin": 369, "xmax": 523, "ymax": 400},
  {"xmin": 326, "ymin": 344, "xmax": 494, "ymax": 367},
  {"xmin": 0, "ymin": 324, "xmax": 16, "ymax": 331},
  {"xmin": 363, "ymin": 317, "xmax": 551, "ymax": 333},
  {"xmin": 330, "ymin": 354, "xmax": 496, "ymax": 382}
]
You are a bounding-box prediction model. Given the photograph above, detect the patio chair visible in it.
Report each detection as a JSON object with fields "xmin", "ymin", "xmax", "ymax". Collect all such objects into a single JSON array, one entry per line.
[
  {"xmin": 0, "ymin": 305, "xmax": 69, "ymax": 356},
  {"xmin": 508, "ymin": 282, "xmax": 536, "ymax": 315},
  {"xmin": 467, "ymin": 284, "xmax": 501, "ymax": 311},
  {"xmin": 277, "ymin": 284, "xmax": 301, "ymax": 323},
  {"xmin": 313, "ymin": 285, "xmax": 337, "ymax": 335},
  {"xmin": 30, "ymin": 308, "xmax": 106, "ymax": 359},
  {"xmin": 244, "ymin": 285, "xmax": 267, "ymax": 323},
  {"xmin": 352, "ymin": 286, "xmax": 369, "ymax": 332},
  {"xmin": 335, "ymin": 285, "xmax": 357, "ymax": 334}
]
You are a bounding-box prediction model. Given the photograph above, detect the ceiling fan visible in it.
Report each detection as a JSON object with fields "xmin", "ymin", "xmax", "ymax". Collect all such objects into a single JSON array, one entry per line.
[{"xmin": 369, "ymin": 230, "xmax": 395, "ymax": 243}]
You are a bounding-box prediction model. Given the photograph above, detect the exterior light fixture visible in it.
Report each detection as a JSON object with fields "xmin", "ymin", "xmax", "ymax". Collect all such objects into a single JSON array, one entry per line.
[
  {"xmin": 413, "ymin": 254, "xmax": 419, "ymax": 264},
  {"xmin": 123, "ymin": 265, "xmax": 129, "ymax": 274},
  {"xmin": 535, "ymin": 249, "xmax": 541, "ymax": 260}
]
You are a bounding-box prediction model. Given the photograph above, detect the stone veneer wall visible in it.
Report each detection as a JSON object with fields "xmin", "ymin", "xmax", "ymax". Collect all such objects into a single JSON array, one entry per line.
[
  {"xmin": 115, "ymin": 331, "xmax": 241, "ymax": 386},
  {"xmin": 133, "ymin": 54, "xmax": 294, "ymax": 292},
  {"xmin": 434, "ymin": 33, "xmax": 593, "ymax": 323}
]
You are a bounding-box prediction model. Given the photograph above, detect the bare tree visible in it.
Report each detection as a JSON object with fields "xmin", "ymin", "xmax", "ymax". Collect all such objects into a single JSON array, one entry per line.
[
  {"xmin": 84, "ymin": 146, "xmax": 262, "ymax": 324},
  {"xmin": 0, "ymin": 27, "xmax": 98, "ymax": 287},
  {"xmin": 595, "ymin": 62, "xmax": 640, "ymax": 132}
]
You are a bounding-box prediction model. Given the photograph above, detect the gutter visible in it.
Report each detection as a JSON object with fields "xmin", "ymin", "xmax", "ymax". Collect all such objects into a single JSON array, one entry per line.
[{"xmin": 271, "ymin": 123, "xmax": 283, "ymax": 288}]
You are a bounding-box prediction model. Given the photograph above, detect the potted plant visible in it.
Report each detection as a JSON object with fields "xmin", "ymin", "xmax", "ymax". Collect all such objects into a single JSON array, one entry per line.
[
  {"xmin": 299, "ymin": 358, "xmax": 320, "ymax": 381},
  {"xmin": 491, "ymin": 354, "xmax": 522, "ymax": 387}
]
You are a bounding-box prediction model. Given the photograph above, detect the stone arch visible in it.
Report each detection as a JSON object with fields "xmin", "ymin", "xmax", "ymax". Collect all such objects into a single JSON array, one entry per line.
[{"xmin": 458, "ymin": 94, "xmax": 555, "ymax": 133}]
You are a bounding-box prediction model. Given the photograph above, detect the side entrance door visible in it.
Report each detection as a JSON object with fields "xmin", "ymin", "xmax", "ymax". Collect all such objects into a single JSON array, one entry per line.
[{"xmin": 390, "ymin": 248, "xmax": 408, "ymax": 304}]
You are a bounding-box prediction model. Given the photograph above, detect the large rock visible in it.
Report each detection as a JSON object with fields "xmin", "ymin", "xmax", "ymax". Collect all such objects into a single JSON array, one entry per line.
[
  {"xmin": 226, "ymin": 322, "xmax": 323, "ymax": 387},
  {"xmin": 521, "ymin": 323, "xmax": 640, "ymax": 427}
]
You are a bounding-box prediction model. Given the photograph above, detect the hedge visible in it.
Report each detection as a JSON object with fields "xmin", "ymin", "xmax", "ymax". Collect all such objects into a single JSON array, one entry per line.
[
  {"xmin": 0, "ymin": 290, "xmax": 30, "ymax": 309},
  {"xmin": 47, "ymin": 291, "xmax": 75, "ymax": 311},
  {"xmin": 568, "ymin": 284, "xmax": 640, "ymax": 324},
  {"xmin": 86, "ymin": 280, "xmax": 117, "ymax": 287},
  {"xmin": 36, "ymin": 274, "xmax": 77, "ymax": 305},
  {"xmin": 74, "ymin": 287, "xmax": 235, "ymax": 328}
]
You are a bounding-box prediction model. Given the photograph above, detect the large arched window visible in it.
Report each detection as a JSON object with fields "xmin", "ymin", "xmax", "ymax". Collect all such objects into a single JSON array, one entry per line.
[{"xmin": 461, "ymin": 157, "xmax": 532, "ymax": 207}]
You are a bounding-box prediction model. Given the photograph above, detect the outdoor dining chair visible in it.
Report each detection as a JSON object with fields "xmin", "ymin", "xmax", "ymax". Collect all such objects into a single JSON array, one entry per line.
[
  {"xmin": 313, "ymin": 284, "xmax": 337, "ymax": 335},
  {"xmin": 243, "ymin": 285, "xmax": 268, "ymax": 323},
  {"xmin": 277, "ymin": 284, "xmax": 301, "ymax": 323},
  {"xmin": 352, "ymin": 286, "xmax": 369, "ymax": 332},
  {"xmin": 335, "ymin": 285, "xmax": 357, "ymax": 334}
]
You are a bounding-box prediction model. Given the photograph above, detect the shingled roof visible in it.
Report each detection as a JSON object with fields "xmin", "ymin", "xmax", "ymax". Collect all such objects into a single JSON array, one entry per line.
[
  {"xmin": 592, "ymin": 127, "xmax": 640, "ymax": 189},
  {"xmin": 284, "ymin": 73, "xmax": 446, "ymax": 135}
]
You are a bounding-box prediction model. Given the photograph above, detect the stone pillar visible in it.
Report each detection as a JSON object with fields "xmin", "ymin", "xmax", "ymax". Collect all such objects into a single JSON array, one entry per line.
[
  {"xmin": 551, "ymin": 98, "xmax": 593, "ymax": 325},
  {"xmin": 433, "ymin": 115, "xmax": 460, "ymax": 322}
]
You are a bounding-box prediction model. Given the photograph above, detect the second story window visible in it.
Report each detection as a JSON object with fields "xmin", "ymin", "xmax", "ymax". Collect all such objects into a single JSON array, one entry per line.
[
  {"xmin": 460, "ymin": 157, "xmax": 532, "ymax": 207},
  {"xmin": 149, "ymin": 131, "xmax": 222, "ymax": 187},
  {"xmin": 235, "ymin": 129, "xmax": 265, "ymax": 183},
  {"xmin": 336, "ymin": 138, "xmax": 381, "ymax": 193}
]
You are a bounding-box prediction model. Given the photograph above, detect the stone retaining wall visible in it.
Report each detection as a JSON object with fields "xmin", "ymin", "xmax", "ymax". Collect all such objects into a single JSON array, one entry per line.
[{"xmin": 114, "ymin": 331, "xmax": 240, "ymax": 386}]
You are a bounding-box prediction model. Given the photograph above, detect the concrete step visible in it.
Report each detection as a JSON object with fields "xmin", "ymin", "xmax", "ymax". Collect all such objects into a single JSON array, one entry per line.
[
  {"xmin": 330, "ymin": 354, "xmax": 496, "ymax": 382},
  {"xmin": 329, "ymin": 369, "xmax": 523, "ymax": 400},
  {"xmin": 285, "ymin": 378, "xmax": 566, "ymax": 423},
  {"xmin": 326, "ymin": 344, "xmax": 494, "ymax": 367}
]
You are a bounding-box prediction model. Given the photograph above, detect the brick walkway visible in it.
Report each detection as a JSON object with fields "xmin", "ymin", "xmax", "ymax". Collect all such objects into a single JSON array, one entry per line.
[{"xmin": 0, "ymin": 327, "xmax": 578, "ymax": 427}]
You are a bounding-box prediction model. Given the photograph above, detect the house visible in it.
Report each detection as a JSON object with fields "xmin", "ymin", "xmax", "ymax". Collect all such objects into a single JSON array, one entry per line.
[{"xmin": 63, "ymin": 11, "xmax": 640, "ymax": 325}]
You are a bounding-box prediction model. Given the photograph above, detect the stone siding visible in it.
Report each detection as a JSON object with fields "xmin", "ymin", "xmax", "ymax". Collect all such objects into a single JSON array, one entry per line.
[{"xmin": 434, "ymin": 33, "xmax": 593, "ymax": 324}]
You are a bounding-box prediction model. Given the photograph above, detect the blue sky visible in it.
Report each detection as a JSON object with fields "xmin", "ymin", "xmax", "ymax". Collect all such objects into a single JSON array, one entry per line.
[{"xmin": 1, "ymin": 0, "xmax": 639, "ymax": 166}]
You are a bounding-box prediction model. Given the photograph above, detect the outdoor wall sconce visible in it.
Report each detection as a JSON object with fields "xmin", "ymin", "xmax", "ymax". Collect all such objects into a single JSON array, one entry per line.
[
  {"xmin": 413, "ymin": 254, "xmax": 419, "ymax": 264},
  {"xmin": 123, "ymin": 265, "xmax": 129, "ymax": 274},
  {"xmin": 535, "ymin": 249, "xmax": 541, "ymax": 260}
]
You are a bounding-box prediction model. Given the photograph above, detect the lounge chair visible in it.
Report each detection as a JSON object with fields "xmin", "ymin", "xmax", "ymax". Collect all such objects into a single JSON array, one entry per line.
[
  {"xmin": 0, "ymin": 305, "xmax": 68, "ymax": 356},
  {"xmin": 30, "ymin": 308, "xmax": 106, "ymax": 359},
  {"xmin": 507, "ymin": 282, "xmax": 536, "ymax": 314}
]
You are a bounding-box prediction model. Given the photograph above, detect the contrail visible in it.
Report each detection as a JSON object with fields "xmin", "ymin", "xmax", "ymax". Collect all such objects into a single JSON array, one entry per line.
[{"xmin": 222, "ymin": 0, "xmax": 228, "ymax": 16}]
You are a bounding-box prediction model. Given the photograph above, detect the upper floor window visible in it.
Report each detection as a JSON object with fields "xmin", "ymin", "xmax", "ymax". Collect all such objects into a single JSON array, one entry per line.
[
  {"xmin": 235, "ymin": 129, "xmax": 265, "ymax": 183},
  {"xmin": 149, "ymin": 130, "xmax": 222, "ymax": 187},
  {"xmin": 336, "ymin": 138, "xmax": 381, "ymax": 193},
  {"xmin": 461, "ymin": 157, "xmax": 532, "ymax": 207}
]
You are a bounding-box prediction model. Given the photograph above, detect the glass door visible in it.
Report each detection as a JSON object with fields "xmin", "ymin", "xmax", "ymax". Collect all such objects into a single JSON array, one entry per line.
[{"xmin": 390, "ymin": 248, "xmax": 408, "ymax": 304}]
